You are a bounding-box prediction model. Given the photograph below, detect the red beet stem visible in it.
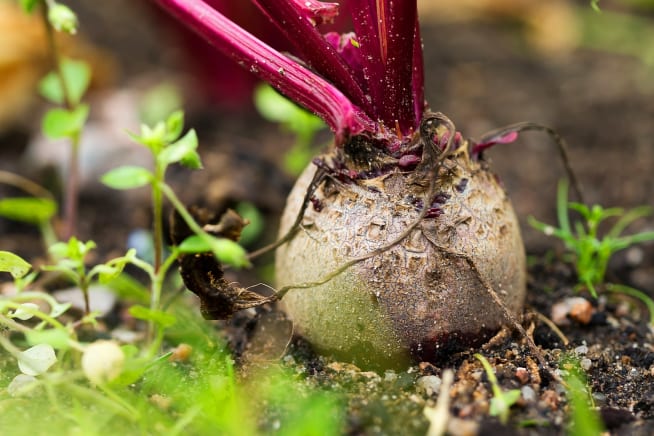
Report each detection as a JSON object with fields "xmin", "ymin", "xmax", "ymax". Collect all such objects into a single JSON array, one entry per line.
[
  {"xmin": 251, "ymin": 0, "xmax": 373, "ymax": 115},
  {"xmin": 350, "ymin": 0, "xmax": 421, "ymax": 134},
  {"xmin": 153, "ymin": 0, "xmax": 376, "ymax": 142}
]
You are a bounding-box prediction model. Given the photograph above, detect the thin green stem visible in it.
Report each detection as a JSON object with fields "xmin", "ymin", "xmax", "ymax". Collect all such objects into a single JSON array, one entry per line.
[
  {"xmin": 147, "ymin": 162, "xmax": 168, "ymax": 343},
  {"xmin": 605, "ymin": 283, "xmax": 654, "ymax": 325},
  {"xmin": 0, "ymin": 314, "xmax": 34, "ymax": 333},
  {"xmin": 160, "ymin": 183, "xmax": 217, "ymax": 249},
  {"xmin": 41, "ymin": 0, "xmax": 81, "ymax": 239},
  {"xmin": 1, "ymin": 301, "xmax": 67, "ymax": 330},
  {"xmin": 0, "ymin": 332, "xmax": 23, "ymax": 359},
  {"xmin": 41, "ymin": 1, "xmax": 74, "ymax": 110},
  {"xmin": 152, "ymin": 162, "xmax": 165, "ymax": 275},
  {"xmin": 0, "ymin": 312, "xmax": 85, "ymax": 352},
  {"xmin": 8, "ymin": 291, "xmax": 66, "ymax": 311},
  {"xmin": 97, "ymin": 384, "xmax": 141, "ymax": 419},
  {"xmin": 63, "ymin": 383, "xmax": 139, "ymax": 420},
  {"xmin": 62, "ymin": 133, "xmax": 81, "ymax": 239},
  {"xmin": 0, "ymin": 170, "xmax": 55, "ymax": 200}
]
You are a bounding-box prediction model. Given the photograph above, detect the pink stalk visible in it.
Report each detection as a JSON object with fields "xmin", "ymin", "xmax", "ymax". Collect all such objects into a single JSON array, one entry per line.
[
  {"xmin": 251, "ymin": 0, "xmax": 373, "ymax": 114},
  {"xmin": 411, "ymin": 16, "xmax": 425, "ymax": 124},
  {"xmin": 350, "ymin": 0, "xmax": 420, "ymax": 134},
  {"xmin": 154, "ymin": 0, "xmax": 377, "ymax": 142}
]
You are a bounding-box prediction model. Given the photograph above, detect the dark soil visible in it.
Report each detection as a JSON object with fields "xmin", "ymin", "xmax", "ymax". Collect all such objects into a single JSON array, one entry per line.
[
  {"xmin": 225, "ymin": 256, "xmax": 654, "ymax": 435},
  {"xmin": 2, "ymin": 3, "xmax": 654, "ymax": 435}
]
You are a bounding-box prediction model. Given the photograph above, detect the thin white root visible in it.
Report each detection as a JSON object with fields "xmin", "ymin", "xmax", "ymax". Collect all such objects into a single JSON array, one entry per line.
[{"xmin": 424, "ymin": 369, "xmax": 454, "ymax": 436}]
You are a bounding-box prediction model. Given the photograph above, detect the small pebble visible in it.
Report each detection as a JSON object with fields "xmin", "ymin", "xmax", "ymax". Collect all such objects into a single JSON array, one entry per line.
[
  {"xmin": 169, "ymin": 343, "xmax": 192, "ymax": 362},
  {"xmin": 625, "ymin": 247, "xmax": 644, "ymax": 266},
  {"xmin": 580, "ymin": 358, "xmax": 592, "ymax": 371},
  {"xmin": 515, "ymin": 367, "xmax": 530, "ymax": 384},
  {"xmin": 384, "ymin": 370, "xmax": 398, "ymax": 383},
  {"xmin": 592, "ymin": 392, "xmax": 607, "ymax": 405},
  {"xmin": 574, "ymin": 345, "xmax": 589, "ymax": 355},
  {"xmin": 541, "ymin": 389, "xmax": 560, "ymax": 410},
  {"xmin": 416, "ymin": 375, "xmax": 442, "ymax": 396},
  {"xmin": 551, "ymin": 297, "xmax": 594, "ymax": 325},
  {"xmin": 521, "ymin": 386, "xmax": 536, "ymax": 402}
]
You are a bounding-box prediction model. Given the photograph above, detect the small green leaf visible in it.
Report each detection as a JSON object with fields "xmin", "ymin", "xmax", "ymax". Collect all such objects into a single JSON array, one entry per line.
[
  {"xmin": 490, "ymin": 389, "xmax": 521, "ymax": 419},
  {"xmin": 92, "ymin": 265, "xmax": 119, "ymax": 282},
  {"xmin": 39, "ymin": 59, "xmax": 90, "ymax": 105},
  {"xmin": 180, "ymin": 149, "xmax": 203, "ymax": 170},
  {"xmin": 128, "ymin": 305, "xmax": 177, "ymax": 328},
  {"xmin": 158, "ymin": 129, "xmax": 199, "ymax": 166},
  {"xmin": 236, "ymin": 202, "xmax": 264, "ymax": 246},
  {"xmin": 178, "ymin": 235, "xmax": 250, "ymax": 267},
  {"xmin": 7, "ymin": 374, "xmax": 38, "ymax": 397},
  {"xmin": 255, "ymin": 84, "xmax": 305, "ymax": 124},
  {"xmin": 255, "ymin": 84, "xmax": 325, "ymax": 133},
  {"xmin": 93, "ymin": 250, "xmax": 136, "ymax": 283},
  {"xmin": 139, "ymin": 83, "xmax": 183, "ymax": 126},
  {"xmin": 25, "ymin": 329, "xmax": 71, "ymax": 350},
  {"xmin": 210, "ymin": 238, "xmax": 250, "ymax": 269},
  {"xmin": 103, "ymin": 274, "xmax": 150, "ymax": 305},
  {"xmin": 591, "ymin": 0, "xmax": 601, "ymax": 13},
  {"xmin": 101, "ymin": 166, "xmax": 153, "ymax": 190},
  {"xmin": 283, "ymin": 143, "xmax": 314, "ymax": 175},
  {"xmin": 48, "ymin": 237, "xmax": 95, "ymax": 263},
  {"xmin": 9, "ymin": 303, "xmax": 40, "ymax": 321},
  {"xmin": 48, "ymin": 241, "xmax": 72, "ymax": 259},
  {"xmin": 65, "ymin": 237, "xmax": 95, "ymax": 260},
  {"xmin": 0, "ymin": 251, "xmax": 32, "ymax": 279},
  {"xmin": 137, "ymin": 122, "xmax": 166, "ymax": 151},
  {"xmin": 165, "ymin": 110, "xmax": 184, "ymax": 142},
  {"xmin": 177, "ymin": 235, "xmax": 211, "ymax": 253},
  {"xmin": 18, "ymin": 344, "xmax": 57, "ymax": 376},
  {"xmin": 47, "ymin": 3, "xmax": 78, "ymax": 34},
  {"xmin": 50, "ymin": 301, "xmax": 72, "ymax": 318},
  {"xmin": 0, "ymin": 197, "xmax": 57, "ymax": 224},
  {"xmin": 19, "ymin": 0, "xmax": 39, "ymax": 13},
  {"xmin": 42, "ymin": 105, "xmax": 89, "ymax": 139}
]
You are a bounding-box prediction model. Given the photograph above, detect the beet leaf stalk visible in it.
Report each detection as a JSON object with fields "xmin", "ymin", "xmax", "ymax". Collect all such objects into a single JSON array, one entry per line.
[{"xmin": 152, "ymin": 0, "xmax": 424, "ymax": 150}]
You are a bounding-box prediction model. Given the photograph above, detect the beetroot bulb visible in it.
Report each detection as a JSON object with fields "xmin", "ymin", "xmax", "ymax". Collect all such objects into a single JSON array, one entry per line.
[{"xmin": 155, "ymin": 0, "xmax": 527, "ymax": 368}]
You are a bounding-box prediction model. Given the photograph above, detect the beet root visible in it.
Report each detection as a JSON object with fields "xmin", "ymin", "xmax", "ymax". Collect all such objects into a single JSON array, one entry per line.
[{"xmin": 275, "ymin": 142, "xmax": 526, "ymax": 369}]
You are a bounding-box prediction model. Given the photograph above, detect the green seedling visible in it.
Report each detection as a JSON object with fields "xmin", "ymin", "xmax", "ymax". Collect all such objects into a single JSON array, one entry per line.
[
  {"xmin": 43, "ymin": 237, "xmax": 137, "ymax": 315},
  {"xmin": 561, "ymin": 356, "xmax": 605, "ymax": 436},
  {"xmin": 3, "ymin": 7, "xmax": 344, "ymax": 433},
  {"xmin": 101, "ymin": 109, "xmax": 249, "ymax": 341},
  {"xmin": 0, "ymin": 250, "xmax": 87, "ymax": 394},
  {"xmin": 254, "ymin": 83, "xmax": 326, "ymax": 175},
  {"xmin": 529, "ymin": 179, "xmax": 654, "ymax": 298},
  {"xmin": 27, "ymin": 0, "xmax": 89, "ymax": 239},
  {"xmin": 474, "ymin": 353, "xmax": 521, "ymax": 425}
]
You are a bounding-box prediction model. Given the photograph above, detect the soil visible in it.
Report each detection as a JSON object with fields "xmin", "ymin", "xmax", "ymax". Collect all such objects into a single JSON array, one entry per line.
[
  {"xmin": 231, "ymin": 256, "xmax": 654, "ymax": 436},
  {"xmin": 2, "ymin": 3, "xmax": 654, "ymax": 435}
]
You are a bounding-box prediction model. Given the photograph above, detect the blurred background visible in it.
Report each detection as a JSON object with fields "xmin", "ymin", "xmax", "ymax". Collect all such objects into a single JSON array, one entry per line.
[{"xmin": 1, "ymin": 0, "xmax": 653, "ymax": 287}]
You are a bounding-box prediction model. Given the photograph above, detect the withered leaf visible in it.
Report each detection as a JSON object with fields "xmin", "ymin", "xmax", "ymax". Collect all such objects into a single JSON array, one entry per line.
[{"xmin": 171, "ymin": 206, "xmax": 276, "ymax": 320}]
